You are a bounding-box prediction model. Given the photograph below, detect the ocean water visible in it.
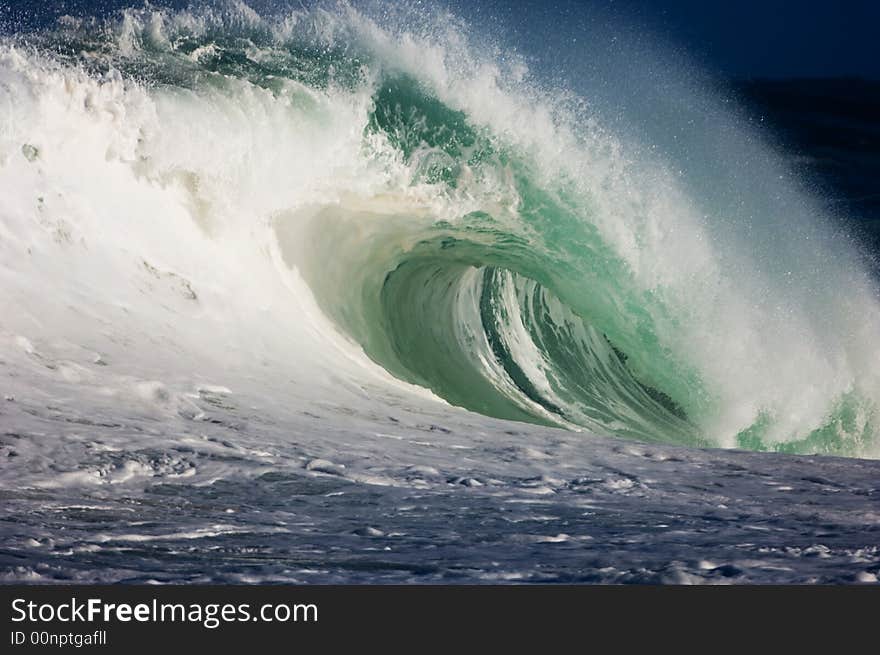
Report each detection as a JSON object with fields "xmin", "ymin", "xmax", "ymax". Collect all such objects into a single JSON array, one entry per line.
[{"xmin": 0, "ymin": 1, "xmax": 878, "ymax": 584}]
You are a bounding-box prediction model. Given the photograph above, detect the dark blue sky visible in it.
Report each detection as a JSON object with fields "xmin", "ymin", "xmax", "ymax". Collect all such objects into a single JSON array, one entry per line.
[
  {"xmin": 3, "ymin": 0, "xmax": 879, "ymax": 79},
  {"xmin": 628, "ymin": 0, "xmax": 880, "ymax": 79},
  {"xmin": 449, "ymin": 0, "xmax": 880, "ymax": 80}
]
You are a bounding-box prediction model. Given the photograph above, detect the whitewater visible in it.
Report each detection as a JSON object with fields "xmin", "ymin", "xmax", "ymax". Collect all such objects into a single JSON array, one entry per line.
[{"xmin": 0, "ymin": 1, "xmax": 878, "ymax": 583}]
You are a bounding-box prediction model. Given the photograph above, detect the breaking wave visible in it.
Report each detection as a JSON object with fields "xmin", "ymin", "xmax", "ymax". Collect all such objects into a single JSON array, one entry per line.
[{"xmin": 2, "ymin": 0, "xmax": 879, "ymax": 457}]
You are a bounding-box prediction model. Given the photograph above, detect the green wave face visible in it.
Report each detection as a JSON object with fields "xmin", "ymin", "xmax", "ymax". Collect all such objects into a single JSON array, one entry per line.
[
  {"xmin": 18, "ymin": 2, "xmax": 880, "ymax": 456},
  {"xmin": 282, "ymin": 72, "xmax": 704, "ymax": 445}
]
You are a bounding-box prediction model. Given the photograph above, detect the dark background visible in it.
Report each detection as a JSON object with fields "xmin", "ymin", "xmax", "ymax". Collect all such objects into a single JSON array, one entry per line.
[{"xmin": 604, "ymin": 0, "xmax": 880, "ymax": 80}]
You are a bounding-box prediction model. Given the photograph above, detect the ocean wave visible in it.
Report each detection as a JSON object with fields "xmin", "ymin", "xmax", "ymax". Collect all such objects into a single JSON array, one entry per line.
[{"xmin": 1, "ymin": 0, "xmax": 878, "ymax": 456}]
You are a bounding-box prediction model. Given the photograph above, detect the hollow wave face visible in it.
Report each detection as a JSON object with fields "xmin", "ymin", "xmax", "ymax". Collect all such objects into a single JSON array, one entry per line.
[{"xmin": 2, "ymin": 0, "xmax": 879, "ymax": 458}]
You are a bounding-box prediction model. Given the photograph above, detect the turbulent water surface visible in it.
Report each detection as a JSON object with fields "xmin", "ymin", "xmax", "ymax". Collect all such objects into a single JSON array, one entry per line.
[{"xmin": 1, "ymin": 1, "xmax": 879, "ymax": 583}]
